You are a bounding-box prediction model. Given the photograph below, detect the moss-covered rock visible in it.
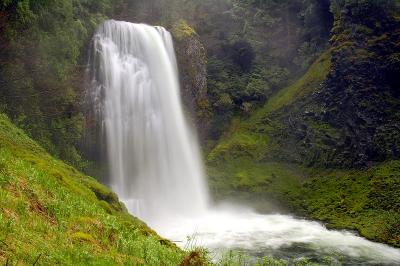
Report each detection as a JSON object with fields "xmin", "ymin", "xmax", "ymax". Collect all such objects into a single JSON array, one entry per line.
[
  {"xmin": 306, "ymin": 2, "xmax": 400, "ymax": 167},
  {"xmin": 172, "ymin": 20, "xmax": 211, "ymax": 140},
  {"xmin": 208, "ymin": 51, "xmax": 332, "ymax": 165}
]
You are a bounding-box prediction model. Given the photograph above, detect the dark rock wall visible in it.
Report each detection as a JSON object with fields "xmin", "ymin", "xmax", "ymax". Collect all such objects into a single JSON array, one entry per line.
[
  {"xmin": 318, "ymin": 2, "xmax": 400, "ymax": 166},
  {"xmin": 269, "ymin": 2, "xmax": 400, "ymax": 168}
]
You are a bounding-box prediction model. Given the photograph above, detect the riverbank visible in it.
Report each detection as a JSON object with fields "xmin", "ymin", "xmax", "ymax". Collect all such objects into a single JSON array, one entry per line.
[{"xmin": 207, "ymin": 158, "xmax": 400, "ymax": 248}]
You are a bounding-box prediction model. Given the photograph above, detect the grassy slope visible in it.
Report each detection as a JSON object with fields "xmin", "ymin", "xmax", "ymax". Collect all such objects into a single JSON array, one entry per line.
[
  {"xmin": 207, "ymin": 51, "xmax": 331, "ymax": 204},
  {"xmin": 207, "ymin": 51, "xmax": 332, "ymax": 164},
  {"xmin": 0, "ymin": 114, "xmax": 185, "ymax": 265},
  {"xmin": 207, "ymin": 51, "xmax": 400, "ymax": 247}
]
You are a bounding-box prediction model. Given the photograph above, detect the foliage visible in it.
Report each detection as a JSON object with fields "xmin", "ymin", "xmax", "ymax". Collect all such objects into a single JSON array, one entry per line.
[
  {"xmin": 229, "ymin": 40, "xmax": 255, "ymax": 72},
  {"xmin": 171, "ymin": 19, "xmax": 196, "ymax": 41},
  {"xmin": 0, "ymin": 0, "xmax": 122, "ymax": 169}
]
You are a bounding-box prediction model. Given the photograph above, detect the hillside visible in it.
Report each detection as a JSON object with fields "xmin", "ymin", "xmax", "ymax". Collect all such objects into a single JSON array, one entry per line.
[
  {"xmin": 207, "ymin": 1, "xmax": 400, "ymax": 248},
  {"xmin": 0, "ymin": 114, "xmax": 185, "ymax": 265}
]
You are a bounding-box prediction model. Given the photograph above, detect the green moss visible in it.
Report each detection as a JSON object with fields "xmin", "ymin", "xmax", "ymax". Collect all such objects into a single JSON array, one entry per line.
[
  {"xmin": 83, "ymin": 178, "xmax": 125, "ymax": 212},
  {"xmin": 71, "ymin": 232, "xmax": 96, "ymax": 243},
  {"xmin": 208, "ymin": 132, "xmax": 269, "ymax": 163},
  {"xmin": 171, "ymin": 20, "xmax": 196, "ymax": 41},
  {"xmin": 355, "ymin": 25, "xmax": 373, "ymax": 35},
  {"xmin": 259, "ymin": 51, "xmax": 331, "ymax": 115},
  {"xmin": 295, "ymin": 161, "xmax": 400, "ymax": 247},
  {"xmin": 367, "ymin": 33, "xmax": 390, "ymax": 45},
  {"xmin": 208, "ymin": 158, "xmax": 303, "ymax": 210},
  {"xmin": 0, "ymin": 114, "xmax": 185, "ymax": 265},
  {"xmin": 208, "ymin": 51, "xmax": 331, "ymax": 164},
  {"xmin": 208, "ymin": 156, "xmax": 400, "ymax": 247}
]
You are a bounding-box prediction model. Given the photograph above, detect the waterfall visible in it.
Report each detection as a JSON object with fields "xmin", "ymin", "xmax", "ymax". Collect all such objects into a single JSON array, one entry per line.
[
  {"xmin": 86, "ymin": 20, "xmax": 400, "ymax": 264},
  {"xmin": 87, "ymin": 20, "xmax": 208, "ymax": 222}
]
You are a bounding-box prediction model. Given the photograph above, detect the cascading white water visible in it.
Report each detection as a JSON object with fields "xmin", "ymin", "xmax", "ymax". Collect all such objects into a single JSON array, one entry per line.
[
  {"xmin": 88, "ymin": 20, "xmax": 208, "ymax": 222},
  {"xmin": 88, "ymin": 20, "xmax": 400, "ymax": 264}
]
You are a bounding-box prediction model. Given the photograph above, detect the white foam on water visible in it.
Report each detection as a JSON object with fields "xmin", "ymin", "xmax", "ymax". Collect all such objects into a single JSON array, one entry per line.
[{"xmin": 153, "ymin": 206, "xmax": 400, "ymax": 264}]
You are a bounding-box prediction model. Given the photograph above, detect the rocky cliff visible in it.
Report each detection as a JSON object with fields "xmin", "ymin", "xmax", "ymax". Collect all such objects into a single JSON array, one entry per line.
[
  {"xmin": 172, "ymin": 20, "xmax": 211, "ymax": 140},
  {"xmin": 260, "ymin": 1, "xmax": 400, "ymax": 168}
]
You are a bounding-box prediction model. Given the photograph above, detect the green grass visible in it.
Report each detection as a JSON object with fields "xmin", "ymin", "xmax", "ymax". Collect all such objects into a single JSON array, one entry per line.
[
  {"xmin": 257, "ymin": 51, "xmax": 331, "ymax": 116},
  {"xmin": 213, "ymin": 250, "xmax": 328, "ymax": 266},
  {"xmin": 208, "ymin": 158, "xmax": 302, "ymax": 200},
  {"xmin": 0, "ymin": 114, "xmax": 185, "ymax": 265},
  {"xmin": 296, "ymin": 162, "xmax": 400, "ymax": 247}
]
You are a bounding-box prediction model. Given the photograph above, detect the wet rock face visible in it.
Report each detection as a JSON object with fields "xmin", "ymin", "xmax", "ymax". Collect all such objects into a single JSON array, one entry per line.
[
  {"xmin": 313, "ymin": 4, "xmax": 400, "ymax": 167},
  {"xmin": 267, "ymin": 3, "xmax": 400, "ymax": 168},
  {"xmin": 172, "ymin": 21, "xmax": 211, "ymax": 141}
]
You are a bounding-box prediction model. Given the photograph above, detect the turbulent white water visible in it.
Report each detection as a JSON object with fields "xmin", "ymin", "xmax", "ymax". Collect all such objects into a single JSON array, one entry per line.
[
  {"xmin": 88, "ymin": 20, "xmax": 400, "ymax": 265},
  {"xmin": 158, "ymin": 205, "xmax": 400, "ymax": 265}
]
